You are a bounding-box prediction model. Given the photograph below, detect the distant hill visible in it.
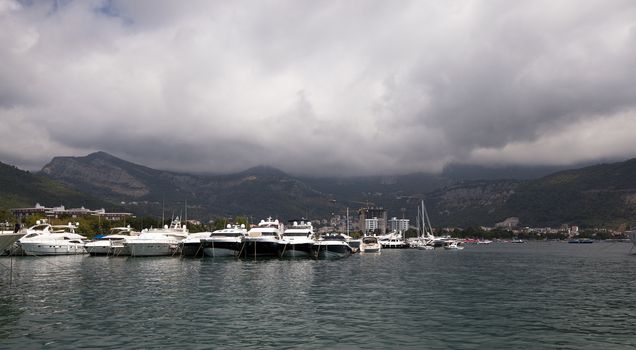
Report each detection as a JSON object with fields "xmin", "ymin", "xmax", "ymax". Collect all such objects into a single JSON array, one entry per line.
[
  {"xmin": 35, "ymin": 152, "xmax": 636, "ymax": 228},
  {"xmin": 40, "ymin": 152, "xmax": 335, "ymax": 219},
  {"xmin": 427, "ymin": 159, "xmax": 636, "ymax": 228},
  {"xmin": 0, "ymin": 161, "xmax": 113, "ymax": 210}
]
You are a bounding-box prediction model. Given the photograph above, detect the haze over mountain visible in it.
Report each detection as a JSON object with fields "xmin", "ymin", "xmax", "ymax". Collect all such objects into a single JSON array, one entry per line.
[
  {"xmin": 27, "ymin": 152, "xmax": 636, "ymax": 229},
  {"xmin": 2, "ymin": 1, "xmax": 636, "ymax": 176}
]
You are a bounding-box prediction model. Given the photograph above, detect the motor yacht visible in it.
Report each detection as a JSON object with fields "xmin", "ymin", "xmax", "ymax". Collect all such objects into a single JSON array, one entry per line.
[
  {"xmin": 85, "ymin": 226, "xmax": 139, "ymax": 256},
  {"xmin": 278, "ymin": 220, "xmax": 315, "ymax": 258},
  {"xmin": 241, "ymin": 218, "xmax": 283, "ymax": 258},
  {"xmin": 312, "ymin": 233, "xmax": 353, "ymax": 259},
  {"xmin": 122, "ymin": 218, "xmax": 189, "ymax": 257},
  {"xmin": 18, "ymin": 222, "xmax": 88, "ymax": 256},
  {"xmin": 378, "ymin": 230, "xmax": 408, "ymax": 249},
  {"xmin": 201, "ymin": 224, "xmax": 248, "ymax": 258},
  {"xmin": 359, "ymin": 235, "xmax": 381, "ymax": 253}
]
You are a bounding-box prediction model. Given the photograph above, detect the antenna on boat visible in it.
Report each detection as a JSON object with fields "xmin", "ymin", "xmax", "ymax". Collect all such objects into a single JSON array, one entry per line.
[
  {"xmin": 346, "ymin": 207, "xmax": 349, "ymax": 235},
  {"xmin": 161, "ymin": 198, "xmax": 165, "ymax": 227}
]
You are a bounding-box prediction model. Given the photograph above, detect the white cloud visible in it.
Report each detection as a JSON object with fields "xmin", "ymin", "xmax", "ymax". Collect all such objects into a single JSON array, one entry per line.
[{"xmin": 1, "ymin": 0, "xmax": 635, "ymax": 175}]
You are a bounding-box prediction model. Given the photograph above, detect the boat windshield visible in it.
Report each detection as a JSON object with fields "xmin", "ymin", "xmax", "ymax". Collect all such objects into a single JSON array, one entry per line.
[
  {"xmin": 211, "ymin": 231, "xmax": 244, "ymax": 237},
  {"xmin": 284, "ymin": 232, "xmax": 310, "ymax": 237},
  {"xmin": 362, "ymin": 237, "xmax": 378, "ymax": 244},
  {"xmin": 322, "ymin": 235, "xmax": 345, "ymax": 241}
]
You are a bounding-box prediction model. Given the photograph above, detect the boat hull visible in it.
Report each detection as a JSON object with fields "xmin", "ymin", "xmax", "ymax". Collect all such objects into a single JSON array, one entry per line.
[
  {"xmin": 360, "ymin": 246, "xmax": 381, "ymax": 253},
  {"xmin": 240, "ymin": 240, "xmax": 279, "ymax": 258},
  {"xmin": 19, "ymin": 242, "xmax": 87, "ymax": 256},
  {"xmin": 312, "ymin": 243, "xmax": 352, "ymax": 259},
  {"xmin": 278, "ymin": 243, "xmax": 313, "ymax": 258},
  {"xmin": 201, "ymin": 240, "xmax": 241, "ymax": 257},
  {"xmin": 181, "ymin": 242, "xmax": 204, "ymax": 258},
  {"xmin": 123, "ymin": 242, "xmax": 179, "ymax": 257}
]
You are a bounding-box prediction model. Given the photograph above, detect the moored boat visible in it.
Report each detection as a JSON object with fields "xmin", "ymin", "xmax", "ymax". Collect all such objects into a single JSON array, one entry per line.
[
  {"xmin": 18, "ymin": 222, "xmax": 88, "ymax": 256},
  {"xmin": 312, "ymin": 233, "xmax": 353, "ymax": 259},
  {"xmin": 201, "ymin": 224, "xmax": 248, "ymax": 258},
  {"xmin": 443, "ymin": 240, "xmax": 464, "ymax": 250},
  {"xmin": 85, "ymin": 226, "xmax": 139, "ymax": 256},
  {"xmin": 278, "ymin": 220, "xmax": 315, "ymax": 258},
  {"xmin": 378, "ymin": 230, "xmax": 408, "ymax": 249},
  {"xmin": 122, "ymin": 218, "xmax": 189, "ymax": 257},
  {"xmin": 359, "ymin": 235, "xmax": 381, "ymax": 253},
  {"xmin": 241, "ymin": 218, "xmax": 284, "ymax": 258}
]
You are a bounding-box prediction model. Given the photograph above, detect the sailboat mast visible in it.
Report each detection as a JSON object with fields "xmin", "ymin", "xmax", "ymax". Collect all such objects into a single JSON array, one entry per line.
[{"xmin": 423, "ymin": 201, "xmax": 434, "ymax": 238}]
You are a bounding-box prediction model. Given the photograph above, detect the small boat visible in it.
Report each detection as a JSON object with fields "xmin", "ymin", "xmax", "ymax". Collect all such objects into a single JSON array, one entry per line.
[
  {"xmin": 18, "ymin": 222, "xmax": 88, "ymax": 256},
  {"xmin": 201, "ymin": 224, "xmax": 248, "ymax": 258},
  {"xmin": 511, "ymin": 238, "xmax": 525, "ymax": 243},
  {"xmin": 241, "ymin": 218, "xmax": 284, "ymax": 258},
  {"xmin": 443, "ymin": 240, "xmax": 464, "ymax": 250},
  {"xmin": 312, "ymin": 233, "xmax": 353, "ymax": 259},
  {"xmin": 359, "ymin": 236, "xmax": 381, "ymax": 253},
  {"xmin": 278, "ymin": 220, "xmax": 315, "ymax": 258},
  {"xmin": 85, "ymin": 226, "xmax": 139, "ymax": 256}
]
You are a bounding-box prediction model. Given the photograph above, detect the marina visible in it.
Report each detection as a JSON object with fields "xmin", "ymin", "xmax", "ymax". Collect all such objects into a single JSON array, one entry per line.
[{"xmin": 1, "ymin": 242, "xmax": 635, "ymax": 349}]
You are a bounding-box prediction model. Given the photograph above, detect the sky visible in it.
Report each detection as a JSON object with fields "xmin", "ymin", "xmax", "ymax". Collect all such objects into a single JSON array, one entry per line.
[{"xmin": 1, "ymin": 0, "xmax": 635, "ymax": 176}]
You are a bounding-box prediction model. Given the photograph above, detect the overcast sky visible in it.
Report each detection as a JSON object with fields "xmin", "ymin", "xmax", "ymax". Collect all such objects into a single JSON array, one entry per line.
[{"xmin": 1, "ymin": 0, "xmax": 635, "ymax": 176}]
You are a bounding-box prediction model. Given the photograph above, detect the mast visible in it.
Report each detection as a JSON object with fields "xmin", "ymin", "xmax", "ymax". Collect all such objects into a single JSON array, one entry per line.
[{"xmin": 423, "ymin": 200, "xmax": 434, "ymax": 239}]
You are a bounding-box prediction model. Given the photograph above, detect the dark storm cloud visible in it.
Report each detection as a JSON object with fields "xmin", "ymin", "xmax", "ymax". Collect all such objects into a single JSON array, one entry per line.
[{"xmin": 1, "ymin": 0, "xmax": 635, "ymax": 175}]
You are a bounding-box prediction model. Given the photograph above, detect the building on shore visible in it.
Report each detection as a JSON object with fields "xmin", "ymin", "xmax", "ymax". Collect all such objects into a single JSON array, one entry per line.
[
  {"xmin": 388, "ymin": 217, "xmax": 409, "ymax": 232},
  {"xmin": 11, "ymin": 203, "xmax": 134, "ymax": 222},
  {"xmin": 358, "ymin": 207, "xmax": 387, "ymax": 235}
]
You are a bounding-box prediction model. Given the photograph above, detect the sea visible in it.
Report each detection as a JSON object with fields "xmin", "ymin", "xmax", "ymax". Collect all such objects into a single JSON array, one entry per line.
[{"xmin": 1, "ymin": 241, "xmax": 635, "ymax": 349}]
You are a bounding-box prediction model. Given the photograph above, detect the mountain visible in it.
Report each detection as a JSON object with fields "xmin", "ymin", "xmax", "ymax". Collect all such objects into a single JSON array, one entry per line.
[
  {"xmin": 36, "ymin": 152, "xmax": 636, "ymax": 228},
  {"xmin": 427, "ymin": 159, "xmax": 636, "ymax": 228},
  {"xmin": 40, "ymin": 152, "xmax": 333, "ymax": 219},
  {"xmin": 0, "ymin": 161, "xmax": 113, "ymax": 210}
]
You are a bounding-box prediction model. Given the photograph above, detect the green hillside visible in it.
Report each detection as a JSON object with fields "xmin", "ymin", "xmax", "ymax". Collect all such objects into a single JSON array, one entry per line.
[{"xmin": 0, "ymin": 161, "xmax": 114, "ymax": 211}]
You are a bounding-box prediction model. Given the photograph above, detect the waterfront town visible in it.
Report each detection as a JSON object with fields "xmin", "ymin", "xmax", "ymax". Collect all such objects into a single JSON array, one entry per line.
[{"xmin": 6, "ymin": 203, "xmax": 629, "ymax": 241}]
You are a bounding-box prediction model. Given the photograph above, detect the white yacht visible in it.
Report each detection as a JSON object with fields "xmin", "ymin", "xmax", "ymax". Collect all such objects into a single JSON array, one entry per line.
[
  {"xmin": 359, "ymin": 236, "xmax": 381, "ymax": 253},
  {"xmin": 242, "ymin": 218, "xmax": 284, "ymax": 258},
  {"xmin": 443, "ymin": 240, "xmax": 465, "ymax": 250},
  {"xmin": 378, "ymin": 230, "xmax": 408, "ymax": 249},
  {"xmin": 18, "ymin": 222, "xmax": 88, "ymax": 256},
  {"xmin": 278, "ymin": 220, "xmax": 315, "ymax": 258},
  {"xmin": 312, "ymin": 233, "xmax": 353, "ymax": 259},
  {"xmin": 201, "ymin": 224, "xmax": 248, "ymax": 258},
  {"xmin": 85, "ymin": 226, "xmax": 139, "ymax": 256},
  {"xmin": 122, "ymin": 218, "xmax": 189, "ymax": 257}
]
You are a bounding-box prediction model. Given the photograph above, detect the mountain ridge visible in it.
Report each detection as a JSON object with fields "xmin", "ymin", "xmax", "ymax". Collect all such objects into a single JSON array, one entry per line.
[{"xmin": 3, "ymin": 151, "xmax": 635, "ymax": 228}]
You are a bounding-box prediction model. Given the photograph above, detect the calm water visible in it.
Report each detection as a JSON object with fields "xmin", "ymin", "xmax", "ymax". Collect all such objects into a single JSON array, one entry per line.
[{"xmin": 1, "ymin": 242, "xmax": 635, "ymax": 349}]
